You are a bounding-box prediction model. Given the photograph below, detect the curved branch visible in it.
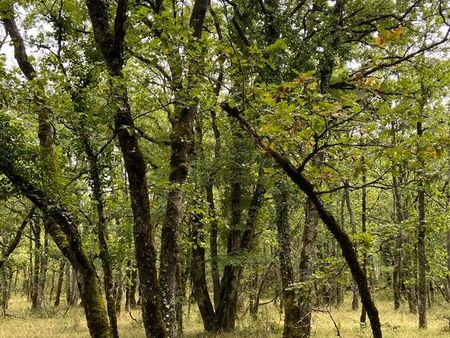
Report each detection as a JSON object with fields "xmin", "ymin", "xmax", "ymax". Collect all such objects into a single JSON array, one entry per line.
[
  {"xmin": 0, "ymin": 206, "xmax": 36, "ymax": 269},
  {"xmin": 221, "ymin": 102, "xmax": 382, "ymax": 338}
]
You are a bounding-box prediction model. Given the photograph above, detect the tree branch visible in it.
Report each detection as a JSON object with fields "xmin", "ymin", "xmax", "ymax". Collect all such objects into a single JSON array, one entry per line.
[
  {"xmin": 1, "ymin": 4, "xmax": 36, "ymax": 80},
  {"xmin": 0, "ymin": 206, "xmax": 36, "ymax": 269}
]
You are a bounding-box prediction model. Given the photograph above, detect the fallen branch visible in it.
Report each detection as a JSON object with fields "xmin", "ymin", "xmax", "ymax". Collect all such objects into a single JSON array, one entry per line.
[
  {"xmin": 128, "ymin": 309, "xmax": 143, "ymax": 326},
  {"xmin": 312, "ymin": 307, "xmax": 343, "ymax": 338}
]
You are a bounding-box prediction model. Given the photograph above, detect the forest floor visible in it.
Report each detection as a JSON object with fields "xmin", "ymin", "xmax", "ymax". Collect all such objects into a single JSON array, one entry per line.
[{"xmin": 1, "ymin": 293, "xmax": 450, "ymax": 338}]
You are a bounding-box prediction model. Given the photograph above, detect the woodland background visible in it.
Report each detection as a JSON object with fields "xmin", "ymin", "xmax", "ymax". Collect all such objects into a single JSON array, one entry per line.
[{"xmin": 0, "ymin": 0, "xmax": 449, "ymax": 337}]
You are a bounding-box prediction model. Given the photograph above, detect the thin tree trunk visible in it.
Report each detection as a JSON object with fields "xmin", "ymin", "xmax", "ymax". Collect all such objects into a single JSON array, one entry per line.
[
  {"xmin": 38, "ymin": 231, "xmax": 48, "ymax": 308},
  {"xmin": 27, "ymin": 226, "xmax": 33, "ymax": 303},
  {"xmin": 215, "ymin": 120, "xmax": 244, "ymax": 332},
  {"xmin": 417, "ymin": 120, "xmax": 427, "ymax": 329},
  {"xmin": 249, "ymin": 273, "xmax": 259, "ymax": 319},
  {"xmin": 206, "ymin": 184, "xmax": 221, "ymax": 309},
  {"xmin": 54, "ymin": 260, "xmax": 65, "ymax": 307},
  {"xmin": 115, "ymin": 277, "xmax": 123, "ymax": 315},
  {"xmin": 159, "ymin": 2, "xmax": 209, "ymax": 334},
  {"xmin": 49, "ymin": 267, "xmax": 55, "ymax": 304},
  {"xmin": 393, "ymin": 176, "xmax": 404, "ymax": 310},
  {"xmin": 190, "ymin": 209, "xmax": 216, "ymax": 332},
  {"xmin": 85, "ymin": 1, "xmax": 169, "ymax": 335},
  {"xmin": 298, "ymin": 199, "xmax": 319, "ymax": 338},
  {"xmin": 81, "ymin": 131, "xmax": 119, "ymax": 338},
  {"xmin": 274, "ymin": 180, "xmax": 302, "ymax": 338},
  {"xmin": 31, "ymin": 220, "xmax": 42, "ymax": 310},
  {"xmin": 129, "ymin": 268, "xmax": 138, "ymax": 309},
  {"xmin": 360, "ymin": 170, "xmax": 367, "ymax": 323},
  {"xmin": 447, "ymin": 230, "xmax": 450, "ymax": 299},
  {"xmin": 215, "ymin": 161, "xmax": 266, "ymax": 331},
  {"xmin": 125, "ymin": 261, "xmax": 132, "ymax": 312},
  {"xmin": 345, "ymin": 183, "xmax": 359, "ymax": 311}
]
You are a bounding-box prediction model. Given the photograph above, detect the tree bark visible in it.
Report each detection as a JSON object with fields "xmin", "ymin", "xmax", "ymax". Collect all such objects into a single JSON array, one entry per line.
[
  {"xmin": 81, "ymin": 132, "xmax": 119, "ymax": 338},
  {"xmin": 206, "ymin": 184, "xmax": 221, "ymax": 309},
  {"xmin": 31, "ymin": 220, "xmax": 42, "ymax": 310},
  {"xmin": 360, "ymin": 170, "xmax": 367, "ymax": 323},
  {"xmin": 54, "ymin": 260, "xmax": 65, "ymax": 307},
  {"xmin": 417, "ymin": 121, "xmax": 427, "ymax": 329},
  {"xmin": 392, "ymin": 175, "xmax": 406, "ymax": 310},
  {"xmin": 273, "ymin": 180, "xmax": 302, "ymax": 338},
  {"xmin": 298, "ymin": 199, "xmax": 319, "ymax": 338},
  {"xmin": 159, "ymin": 2, "xmax": 209, "ymax": 334},
  {"xmin": 215, "ymin": 161, "xmax": 266, "ymax": 331},
  {"xmin": 190, "ymin": 209, "xmax": 217, "ymax": 332},
  {"xmin": 214, "ymin": 120, "xmax": 244, "ymax": 331},
  {"xmin": 85, "ymin": 1, "xmax": 167, "ymax": 336},
  {"xmin": 345, "ymin": 183, "xmax": 359, "ymax": 311},
  {"xmin": 38, "ymin": 232, "xmax": 48, "ymax": 308}
]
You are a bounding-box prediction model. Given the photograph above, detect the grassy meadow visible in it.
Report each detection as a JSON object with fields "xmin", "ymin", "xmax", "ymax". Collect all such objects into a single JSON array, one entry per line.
[{"xmin": 1, "ymin": 293, "xmax": 450, "ymax": 338}]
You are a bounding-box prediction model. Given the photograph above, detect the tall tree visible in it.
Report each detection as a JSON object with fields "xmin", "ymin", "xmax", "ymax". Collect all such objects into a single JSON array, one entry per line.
[
  {"xmin": 85, "ymin": 1, "xmax": 166, "ymax": 336},
  {"xmin": 159, "ymin": 1, "xmax": 209, "ymax": 334}
]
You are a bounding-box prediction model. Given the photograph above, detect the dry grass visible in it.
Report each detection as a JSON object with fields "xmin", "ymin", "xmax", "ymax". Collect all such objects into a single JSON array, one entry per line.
[{"xmin": 1, "ymin": 294, "xmax": 450, "ymax": 337}]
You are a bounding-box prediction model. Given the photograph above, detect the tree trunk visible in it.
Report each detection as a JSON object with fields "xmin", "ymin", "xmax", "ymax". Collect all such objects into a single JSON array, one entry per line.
[
  {"xmin": 417, "ymin": 121, "xmax": 427, "ymax": 329},
  {"xmin": 81, "ymin": 132, "xmax": 119, "ymax": 338},
  {"xmin": 85, "ymin": 1, "xmax": 176, "ymax": 335},
  {"xmin": 160, "ymin": 106, "xmax": 193, "ymax": 335},
  {"xmin": 274, "ymin": 180, "xmax": 302, "ymax": 338},
  {"xmin": 360, "ymin": 171, "xmax": 367, "ymax": 323},
  {"xmin": 214, "ymin": 121, "xmax": 244, "ymax": 332},
  {"xmin": 249, "ymin": 273, "xmax": 259, "ymax": 320},
  {"xmin": 447, "ymin": 230, "xmax": 450, "ymax": 300},
  {"xmin": 115, "ymin": 276, "xmax": 123, "ymax": 315},
  {"xmin": 206, "ymin": 184, "xmax": 221, "ymax": 309},
  {"xmin": 190, "ymin": 210, "xmax": 216, "ymax": 332},
  {"xmin": 298, "ymin": 199, "xmax": 319, "ymax": 338},
  {"xmin": 27, "ymin": 226, "xmax": 33, "ymax": 302},
  {"xmin": 159, "ymin": 2, "xmax": 209, "ymax": 334},
  {"xmin": 38, "ymin": 231, "xmax": 48, "ymax": 308},
  {"xmin": 31, "ymin": 220, "xmax": 42, "ymax": 310},
  {"xmin": 392, "ymin": 175, "xmax": 406, "ymax": 310},
  {"xmin": 129, "ymin": 268, "xmax": 138, "ymax": 309},
  {"xmin": 49, "ymin": 267, "xmax": 55, "ymax": 304},
  {"xmin": 125, "ymin": 261, "xmax": 134, "ymax": 312},
  {"xmin": 0, "ymin": 268, "xmax": 11, "ymax": 314},
  {"xmin": 54, "ymin": 260, "xmax": 65, "ymax": 307},
  {"xmin": 216, "ymin": 161, "xmax": 266, "ymax": 331},
  {"xmin": 345, "ymin": 183, "xmax": 359, "ymax": 311}
]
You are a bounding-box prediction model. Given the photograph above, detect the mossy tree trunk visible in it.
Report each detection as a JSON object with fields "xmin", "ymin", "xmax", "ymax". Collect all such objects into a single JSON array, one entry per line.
[
  {"xmin": 159, "ymin": 2, "xmax": 209, "ymax": 334},
  {"xmin": 0, "ymin": 160, "xmax": 112, "ymax": 337},
  {"xmin": 2, "ymin": 7, "xmax": 112, "ymax": 337},
  {"xmin": 81, "ymin": 131, "xmax": 119, "ymax": 338},
  {"xmin": 360, "ymin": 169, "xmax": 368, "ymax": 323},
  {"xmin": 54, "ymin": 260, "xmax": 65, "ymax": 307},
  {"xmin": 417, "ymin": 120, "xmax": 427, "ymax": 329},
  {"xmin": 345, "ymin": 183, "xmax": 359, "ymax": 311},
  {"xmin": 85, "ymin": 1, "xmax": 167, "ymax": 336},
  {"xmin": 298, "ymin": 199, "xmax": 319, "ymax": 338},
  {"xmin": 273, "ymin": 180, "xmax": 302, "ymax": 338}
]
